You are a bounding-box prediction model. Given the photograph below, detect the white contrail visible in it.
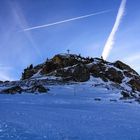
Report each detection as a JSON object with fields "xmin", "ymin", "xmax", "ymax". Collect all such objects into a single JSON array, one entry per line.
[
  {"xmin": 23, "ymin": 10, "xmax": 110, "ymax": 31},
  {"xmin": 102, "ymin": 0, "xmax": 126, "ymax": 60}
]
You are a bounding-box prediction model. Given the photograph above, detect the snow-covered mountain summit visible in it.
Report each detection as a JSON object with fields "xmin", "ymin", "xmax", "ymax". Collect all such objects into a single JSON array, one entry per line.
[
  {"xmin": 0, "ymin": 53, "xmax": 140, "ymax": 99},
  {"xmin": 1, "ymin": 54, "xmax": 140, "ymax": 139}
]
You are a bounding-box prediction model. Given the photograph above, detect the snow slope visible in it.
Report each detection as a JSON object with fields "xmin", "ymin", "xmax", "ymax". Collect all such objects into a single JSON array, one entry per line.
[{"xmin": 0, "ymin": 83, "xmax": 140, "ymax": 140}]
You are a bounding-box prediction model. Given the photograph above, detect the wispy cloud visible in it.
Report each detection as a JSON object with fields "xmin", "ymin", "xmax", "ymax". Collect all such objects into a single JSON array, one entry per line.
[
  {"xmin": 23, "ymin": 10, "xmax": 111, "ymax": 31},
  {"xmin": 122, "ymin": 53, "xmax": 140, "ymax": 72},
  {"xmin": 0, "ymin": 65, "xmax": 14, "ymax": 81},
  {"xmin": 124, "ymin": 54, "xmax": 140, "ymax": 63},
  {"xmin": 0, "ymin": 65, "xmax": 13, "ymax": 70},
  {"xmin": 9, "ymin": 1, "xmax": 43, "ymax": 59},
  {"xmin": 0, "ymin": 73, "xmax": 12, "ymax": 81},
  {"xmin": 0, "ymin": 1, "xmax": 44, "ymax": 81},
  {"xmin": 102, "ymin": 0, "xmax": 126, "ymax": 60}
]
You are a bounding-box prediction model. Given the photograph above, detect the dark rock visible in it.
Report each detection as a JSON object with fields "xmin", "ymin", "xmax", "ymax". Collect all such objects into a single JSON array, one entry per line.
[
  {"xmin": 51, "ymin": 54, "xmax": 78, "ymax": 68},
  {"xmin": 26, "ymin": 84, "xmax": 49, "ymax": 93},
  {"xmin": 121, "ymin": 91, "xmax": 131, "ymax": 98},
  {"xmin": 90, "ymin": 64, "xmax": 101, "ymax": 77},
  {"xmin": 1, "ymin": 86, "xmax": 23, "ymax": 94},
  {"xmin": 128, "ymin": 79, "xmax": 140, "ymax": 92},
  {"xmin": 54, "ymin": 68, "xmax": 72, "ymax": 78},
  {"xmin": 4, "ymin": 80, "xmax": 10, "ymax": 83},
  {"xmin": 72, "ymin": 64, "xmax": 90, "ymax": 82},
  {"xmin": 22, "ymin": 68, "xmax": 35, "ymax": 80},
  {"xmin": 41, "ymin": 61, "xmax": 60, "ymax": 75},
  {"xmin": 89, "ymin": 64, "xmax": 122, "ymax": 83},
  {"xmin": 52, "ymin": 64, "xmax": 90, "ymax": 82},
  {"xmin": 114, "ymin": 61, "xmax": 139, "ymax": 75},
  {"xmin": 105, "ymin": 67, "xmax": 124, "ymax": 83},
  {"xmin": 90, "ymin": 63, "xmax": 106, "ymax": 74},
  {"xmin": 124, "ymin": 71, "xmax": 133, "ymax": 78},
  {"xmin": 52, "ymin": 54, "xmax": 92, "ymax": 68},
  {"xmin": 90, "ymin": 63, "xmax": 108, "ymax": 82},
  {"xmin": 94, "ymin": 98, "xmax": 101, "ymax": 101}
]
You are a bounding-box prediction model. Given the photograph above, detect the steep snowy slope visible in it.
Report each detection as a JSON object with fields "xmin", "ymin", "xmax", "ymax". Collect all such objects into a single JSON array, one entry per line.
[{"xmin": 0, "ymin": 83, "xmax": 140, "ymax": 140}]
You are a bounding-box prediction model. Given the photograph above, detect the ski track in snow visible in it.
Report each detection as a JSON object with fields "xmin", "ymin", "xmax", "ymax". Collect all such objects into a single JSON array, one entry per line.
[{"xmin": 0, "ymin": 83, "xmax": 140, "ymax": 140}]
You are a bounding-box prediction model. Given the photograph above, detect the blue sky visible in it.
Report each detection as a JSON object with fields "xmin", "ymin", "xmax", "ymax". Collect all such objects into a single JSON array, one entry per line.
[{"xmin": 0, "ymin": 0, "xmax": 140, "ymax": 80}]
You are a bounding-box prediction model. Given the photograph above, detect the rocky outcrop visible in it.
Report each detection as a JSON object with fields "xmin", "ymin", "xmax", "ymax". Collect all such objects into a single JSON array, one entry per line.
[
  {"xmin": 89, "ymin": 63, "xmax": 108, "ymax": 82},
  {"xmin": 72, "ymin": 64, "xmax": 90, "ymax": 82},
  {"xmin": 22, "ymin": 64, "xmax": 35, "ymax": 80},
  {"xmin": 1, "ymin": 86, "xmax": 23, "ymax": 94},
  {"xmin": 0, "ymin": 84, "xmax": 49, "ymax": 94},
  {"xmin": 128, "ymin": 79, "xmax": 140, "ymax": 92},
  {"xmin": 1, "ymin": 53, "xmax": 140, "ymax": 98},
  {"xmin": 89, "ymin": 63, "xmax": 124, "ymax": 83},
  {"xmin": 105, "ymin": 67, "xmax": 124, "ymax": 83},
  {"xmin": 25, "ymin": 84, "xmax": 49, "ymax": 93},
  {"xmin": 20, "ymin": 54, "xmax": 140, "ymax": 84},
  {"xmin": 7, "ymin": 53, "xmax": 139, "ymax": 95},
  {"xmin": 52, "ymin": 54, "xmax": 92, "ymax": 67},
  {"xmin": 40, "ymin": 61, "xmax": 60, "ymax": 75},
  {"xmin": 114, "ymin": 61, "xmax": 138, "ymax": 75},
  {"xmin": 21, "ymin": 54, "xmax": 93, "ymax": 80},
  {"xmin": 120, "ymin": 91, "xmax": 132, "ymax": 99},
  {"xmin": 51, "ymin": 64, "xmax": 90, "ymax": 82}
]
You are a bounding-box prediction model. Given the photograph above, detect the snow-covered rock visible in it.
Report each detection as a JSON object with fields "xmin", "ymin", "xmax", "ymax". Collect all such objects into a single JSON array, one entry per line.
[{"xmin": 0, "ymin": 53, "xmax": 140, "ymax": 100}]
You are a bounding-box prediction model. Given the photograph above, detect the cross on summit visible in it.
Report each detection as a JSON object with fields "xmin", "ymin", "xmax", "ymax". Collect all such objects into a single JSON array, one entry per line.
[{"xmin": 67, "ymin": 49, "xmax": 70, "ymax": 54}]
